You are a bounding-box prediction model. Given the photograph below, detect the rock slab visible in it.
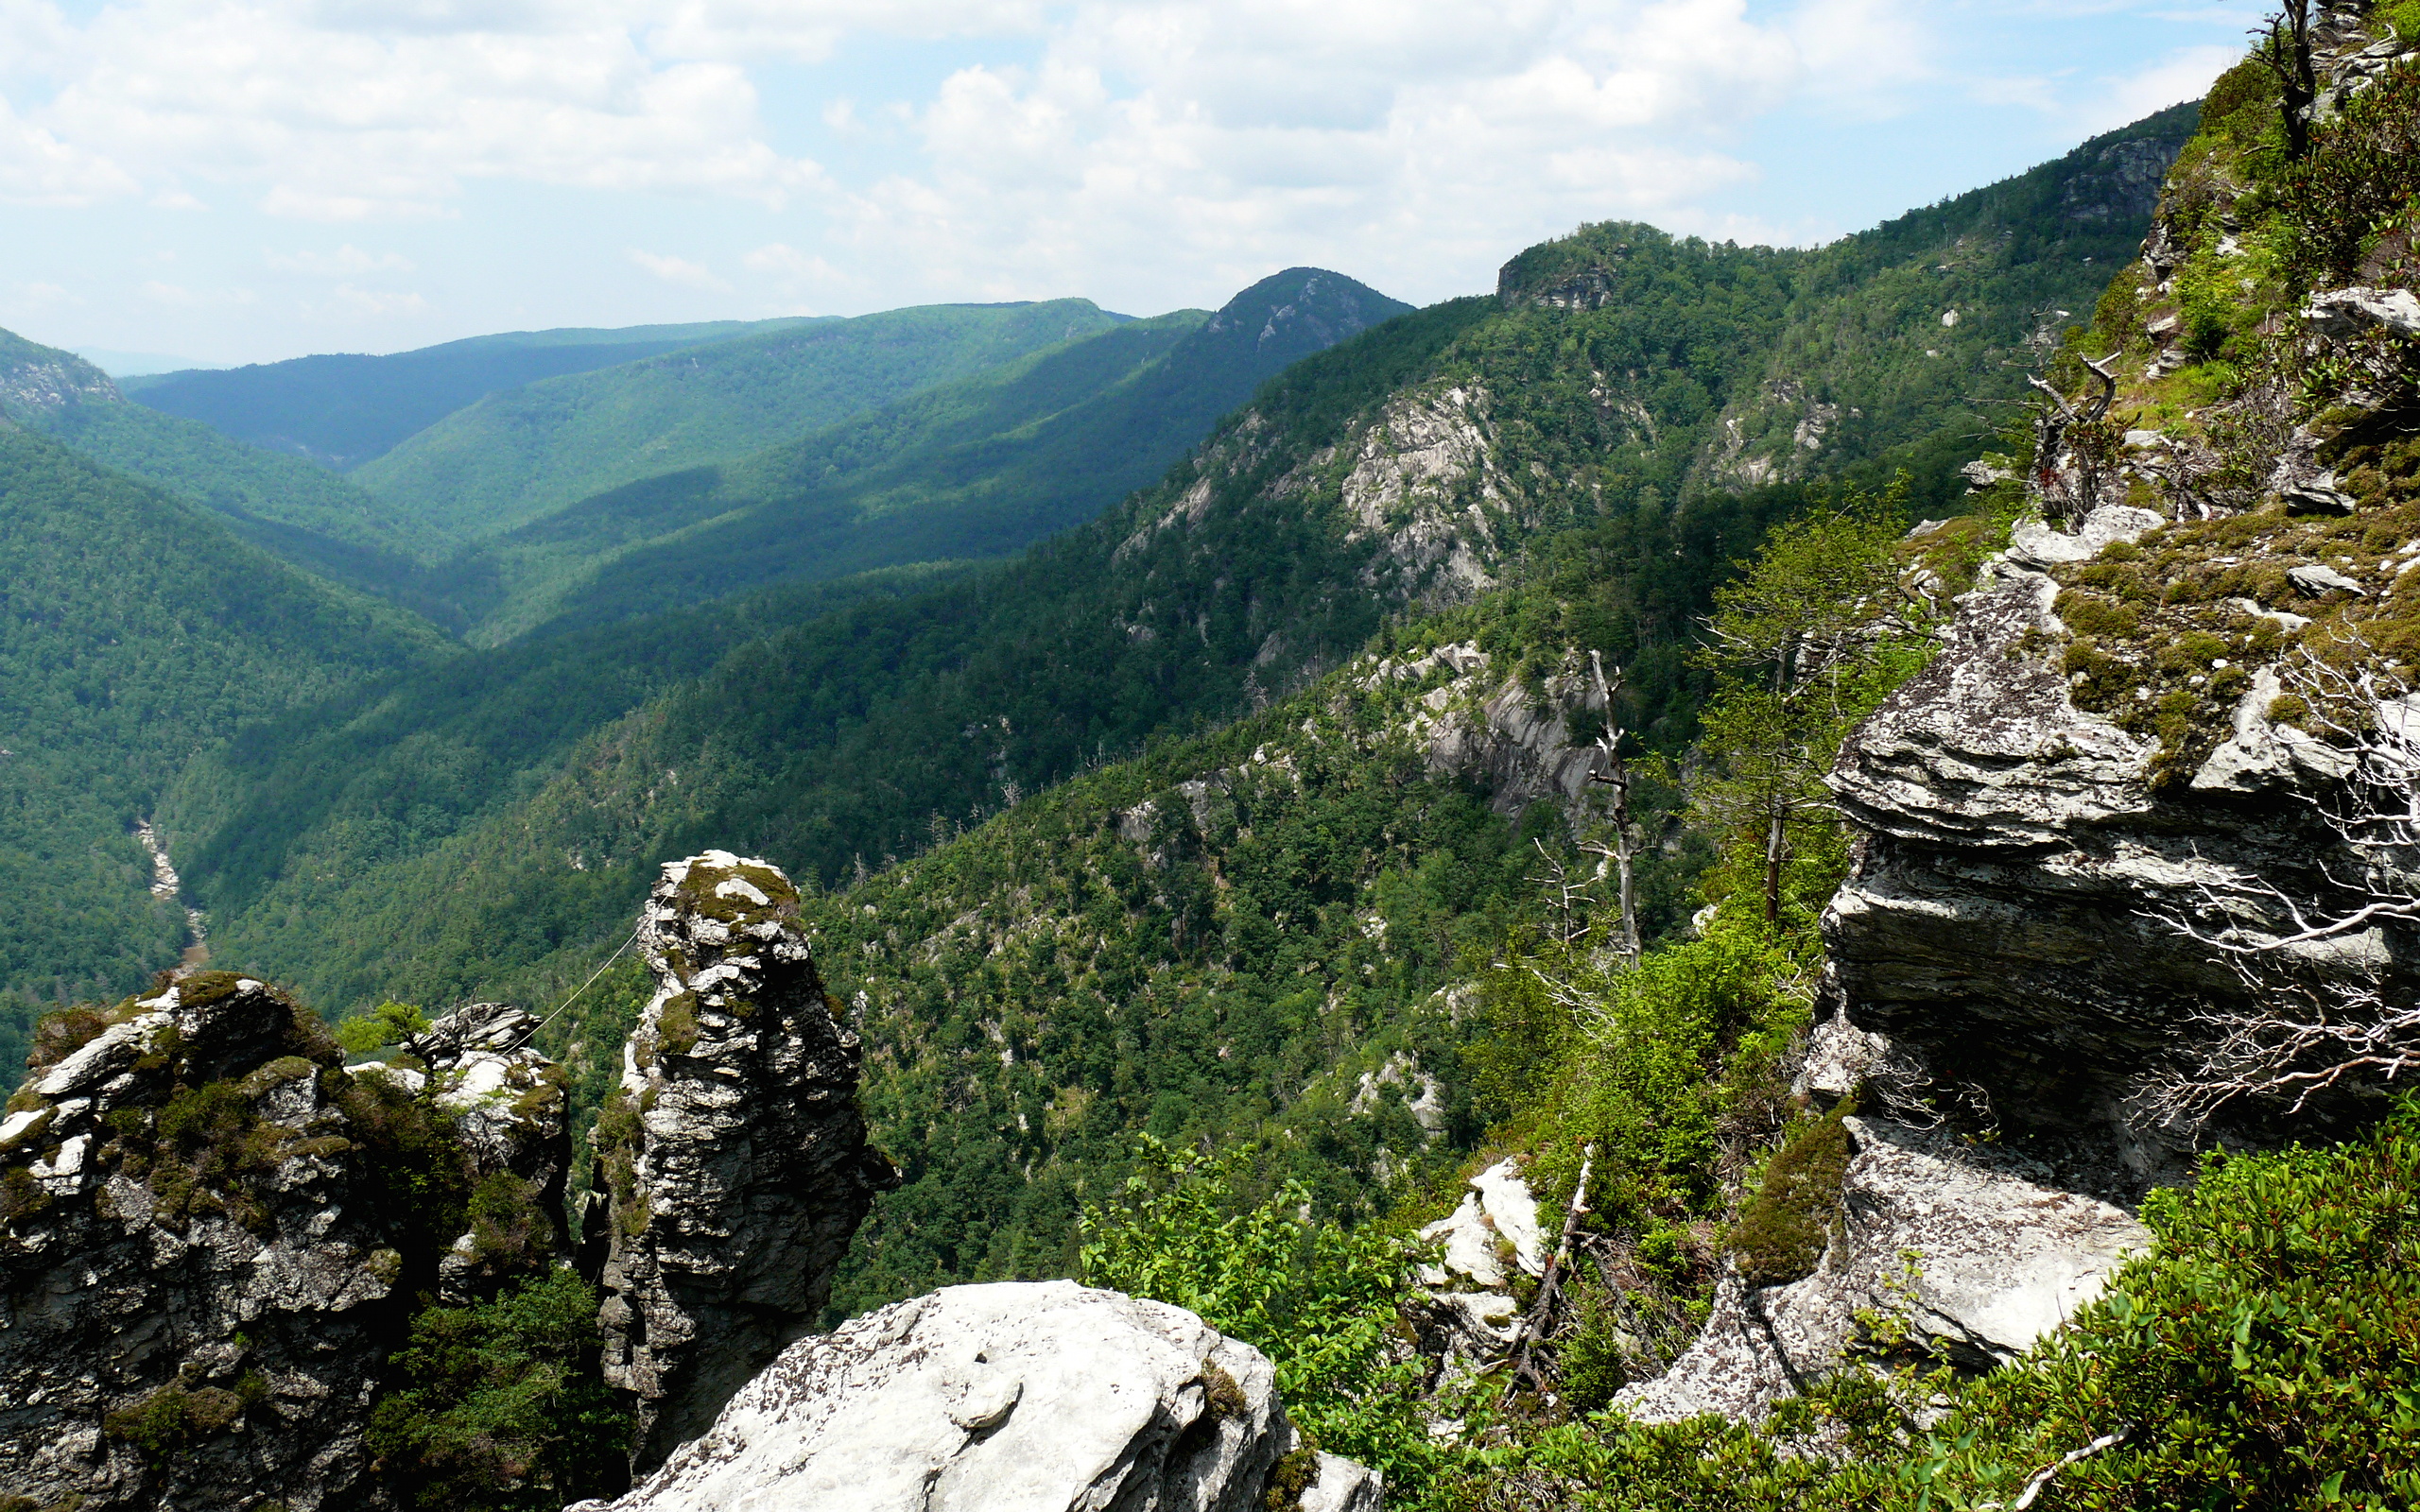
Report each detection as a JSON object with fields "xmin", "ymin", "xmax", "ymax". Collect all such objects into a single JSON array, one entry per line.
[
  {"xmin": 574, "ymin": 1280, "xmax": 1378, "ymax": 1512},
  {"xmin": 1616, "ymin": 1117, "xmax": 2146, "ymax": 1423},
  {"xmin": 595, "ymin": 850, "xmax": 899, "ymax": 1475}
]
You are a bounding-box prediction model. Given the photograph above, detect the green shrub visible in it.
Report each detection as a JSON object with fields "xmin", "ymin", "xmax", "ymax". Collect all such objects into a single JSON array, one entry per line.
[
  {"xmin": 103, "ymin": 1378, "xmax": 262, "ymax": 1462},
  {"xmin": 1725, "ymin": 1104, "xmax": 1851, "ymax": 1287},
  {"xmin": 366, "ymin": 1268, "xmax": 627, "ymax": 1511},
  {"xmin": 1899, "ymin": 1106, "xmax": 2420, "ymax": 1509},
  {"xmin": 1080, "ymin": 1138, "xmax": 1446, "ymax": 1507},
  {"xmin": 335, "ymin": 1001, "xmax": 431, "ymax": 1057}
]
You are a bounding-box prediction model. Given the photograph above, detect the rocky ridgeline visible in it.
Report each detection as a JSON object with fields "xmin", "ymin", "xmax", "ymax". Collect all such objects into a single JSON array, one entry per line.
[
  {"xmin": 589, "ymin": 849, "xmax": 902, "ymax": 1475},
  {"xmin": 0, "ymin": 974, "xmax": 395, "ymax": 1510},
  {"xmin": 0, "ymin": 978, "xmax": 580, "ymax": 1507}
]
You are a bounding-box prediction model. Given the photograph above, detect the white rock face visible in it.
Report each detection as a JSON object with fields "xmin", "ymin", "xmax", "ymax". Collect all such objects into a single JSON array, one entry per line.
[
  {"xmin": 2303, "ymin": 284, "xmax": 2420, "ymax": 339},
  {"xmin": 1615, "ymin": 1118, "xmax": 2147, "ymax": 1423},
  {"xmin": 576, "ymin": 1280, "xmax": 1375, "ymax": 1512},
  {"xmin": 1418, "ymin": 1158, "xmax": 1544, "ymax": 1291}
]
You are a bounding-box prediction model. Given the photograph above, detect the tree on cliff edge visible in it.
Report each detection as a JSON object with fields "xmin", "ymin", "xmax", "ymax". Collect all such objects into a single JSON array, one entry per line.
[{"xmin": 1689, "ymin": 479, "xmax": 1936, "ymax": 927}]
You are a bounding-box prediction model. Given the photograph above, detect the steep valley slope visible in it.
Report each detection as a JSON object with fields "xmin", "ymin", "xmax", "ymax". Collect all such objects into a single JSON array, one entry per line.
[{"xmin": 132, "ymin": 109, "xmax": 2199, "ymax": 1342}]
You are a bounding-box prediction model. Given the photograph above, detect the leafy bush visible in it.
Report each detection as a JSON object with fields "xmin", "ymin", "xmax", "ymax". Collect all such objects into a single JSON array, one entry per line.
[
  {"xmin": 1079, "ymin": 1138, "xmax": 1448, "ymax": 1506},
  {"xmin": 366, "ymin": 1268, "xmax": 629, "ymax": 1511},
  {"xmin": 1725, "ymin": 1103, "xmax": 1851, "ymax": 1287},
  {"xmin": 2281, "ymin": 60, "xmax": 2420, "ymax": 289},
  {"xmin": 335, "ymin": 1001, "xmax": 431, "ymax": 1057}
]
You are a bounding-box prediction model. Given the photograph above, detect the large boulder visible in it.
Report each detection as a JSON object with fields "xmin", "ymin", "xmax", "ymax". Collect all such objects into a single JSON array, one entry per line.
[
  {"xmin": 571, "ymin": 1280, "xmax": 1379, "ymax": 1512},
  {"xmin": 1615, "ymin": 1116, "xmax": 2147, "ymax": 1423},
  {"xmin": 593, "ymin": 850, "xmax": 900, "ymax": 1475},
  {"xmin": 0, "ymin": 974, "xmax": 401, "ymax": 1510}
]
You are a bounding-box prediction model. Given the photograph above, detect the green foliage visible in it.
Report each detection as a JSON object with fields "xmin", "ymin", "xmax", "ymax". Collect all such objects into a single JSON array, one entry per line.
[
  {"xmin": 1442, "ymin": 1110, "xmax": 2420, "ymax": 1510},
  {"xmin": 1896, "ymin": 1108, "xmax": 2420, "ymax": 1510},
  {"xmin": 458, "ymin": 273, "xmax": 1407, "ymax": 644},
  {"xmin": 335, "ymin": 1001, "xmax": 431, "ymax": 1056},
  {"xmin": 1080, "ymin": 1138, "xmax": 1448, "ymax": 1506},
  {"xmin": 2279, "ymin": 60, "xmax": 2420, "ymax": 291},
  {"xmin": 366, "ymin": 1268, "xmax": 629, "ymax": 1511},
  {"xmin": 1726, "ymin": 1103, "xmax": 1852, "ymax": 1286},
  {"xmin": 132, "ymin": 318, "xmax": 797, "ymax": 473},
  {"xmin": 1689, "ymin": 477, "xmax": 1943, "ymax": 925},
  {"xmin": 0, "ymin": 422, "xmax": 441, "ymax": 1063},
  {"xmin": 104, "ymin": 1377, "xmax": 266, "ymax": 1462}
]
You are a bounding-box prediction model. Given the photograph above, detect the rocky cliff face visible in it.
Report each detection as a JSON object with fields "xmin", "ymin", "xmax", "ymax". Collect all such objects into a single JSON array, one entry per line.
[
  {"xmin": 0, "ymin": 334, "xmax": 121, "ymax": 421},
  {"xmin": 575, "ymin": 1280, "xmax": 1378, "ymax": 1512},
  {"xmin": 592, "ymin": 850, "xmax": 900, "ymax": 1476},
  {"xmin": 1, "ymin": 975, "xmax": 422, "ymax": 1510}
]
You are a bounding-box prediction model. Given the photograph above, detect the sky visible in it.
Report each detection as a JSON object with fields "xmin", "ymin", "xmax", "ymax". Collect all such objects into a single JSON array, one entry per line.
[{"xmin": 0, "ymin": 0, "xmax": 2266, "ymax": 369}]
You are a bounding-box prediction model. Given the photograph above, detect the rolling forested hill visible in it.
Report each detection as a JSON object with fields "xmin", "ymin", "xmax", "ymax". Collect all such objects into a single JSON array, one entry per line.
[
  {"xmin": 0, "ymin": 421, "xmax": 445, "ymax": 1072},
  {"xmin": 126, "ymin": 318, "xmax": 809, "ymax": 471},
  {"xmin": 350, "ymin": 301, "xmax": 1139, "ymax": 544},
  {"xmin": 163, "ymin": 105, "xmax": 2190, "ymax": 1040},
  {"xmin": 438, "ymin": 268, "xmax": 1411, "ymax": 642}
]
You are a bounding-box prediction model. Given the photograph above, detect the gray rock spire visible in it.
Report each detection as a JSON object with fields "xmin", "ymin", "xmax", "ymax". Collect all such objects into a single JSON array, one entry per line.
[{"xmin": 593, "ymin": 850, "xmax": 898, "ymax": 1475}]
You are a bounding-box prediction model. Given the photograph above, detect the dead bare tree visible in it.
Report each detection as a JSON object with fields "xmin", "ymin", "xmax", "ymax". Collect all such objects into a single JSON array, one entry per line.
[
  {"xmin": 2026, "ymin": 351, "xmax": 2121, "ymax": 527},
  {"xmin": 1582, "ymin": 650, "xmax": 1642, "ymax": 966},
  {"xmin": 2252, "ymin": 0, "xmax": 2319, "ymax": 163},
  {"xmin": 1529, "ymin": 839, "xmax": 1595, "ymax": 950},
  {"xmin": 2140, "ymin": 642, "xmax": 2420, "ymax": 1127}
]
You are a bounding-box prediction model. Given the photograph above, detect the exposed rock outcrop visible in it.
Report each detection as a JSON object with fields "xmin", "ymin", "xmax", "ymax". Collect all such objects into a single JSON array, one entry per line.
[
  {"xmin": 593, "ymin": 850, "xmax": 899, "ymax": 1475},
  {"xmin": 1413, "ymin": 1158, "xmax": 1547, "ymax": 1366},
  {"xmin": 1615, "ymin": 1117, "xmax": 2146, "ymax": 1424},
  {"xmin": 1822, "ymin": 502, "xmax": 2376, "ymax": 1142},
  {"xmin": 391, "ymin": 1002, "xmax": 573, "ymax": 1301},
  {"xmin": 0, "ymin": 975, "xmax": 403, "ymax": 1511},
  {"xmin": 573, "ymin": 1280, "xmax": 1377, "ymax": 1512}
]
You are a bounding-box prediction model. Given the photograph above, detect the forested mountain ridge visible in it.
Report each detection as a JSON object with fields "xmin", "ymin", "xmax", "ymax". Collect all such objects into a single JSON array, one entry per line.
[
  {"xmin": 350, "ymin": 300, "xmax": 1138, "ymax": 547},
  {"xmin": 0, "ymin": 421, "xmax": 445, "ymax": 1073},
  {"xmin": 126, "ymin": 316, "xmax": 814, "ymax": 470},
  {"xmin": 477, "ymin": 267, "xmax": 1411, "ymax": 641},
  {"xmin": 43, "ymin": 30, "xmax": 2420, "ymax": 1503},
  {"xmin": 0, "ymin": 325, "xmax": 473, "ymax": 624},
  {"xmin": 165, "ymin": 109, "xmax": 2184, "ymax": 1027}
]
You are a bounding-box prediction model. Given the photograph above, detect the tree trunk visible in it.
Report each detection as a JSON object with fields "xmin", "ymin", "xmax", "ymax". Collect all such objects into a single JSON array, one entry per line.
[{"xmin": 1765, "ymin": 813, "xmax": 1785, "ymax": 925}]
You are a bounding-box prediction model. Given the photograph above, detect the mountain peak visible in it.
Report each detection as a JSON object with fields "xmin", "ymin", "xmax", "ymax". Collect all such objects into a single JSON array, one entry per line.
[{"xmin": 1200, "ymin": 266, "xmax": 1412, "ymax": 358}]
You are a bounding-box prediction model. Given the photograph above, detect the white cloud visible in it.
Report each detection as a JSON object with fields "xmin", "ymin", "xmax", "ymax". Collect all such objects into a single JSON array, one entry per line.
[
  {"xmin": 0, "ymin": 92, "xmax": 139, "ymax": 206},
  {"xmin": 630, "ymin": 249, "xmax": 731, "ymax": 290},
  {"xmin": 744, "ymin": 242, "xmax": 839, "ymax": 280},
  {"xmin": 139, "ymin": 279, "xmax": 256, "ymax": 306},
  {"xmin": 2083, "ymin": 42, "xmax": 2238, "ymax": 134},
  {"xmin": 819, "ymin": 0, "xmax": 1915, "ymax": 305},
  {"xmin": 14, "ymin": 0, "xmax": 833, "ymax": 218},
  {"xmin": 325, "ymin": 281, "xmax": 427, "ymax": 315},
  {"xmin": 268, "ymin": 242, "xmax": 416, "ymax": 274}
]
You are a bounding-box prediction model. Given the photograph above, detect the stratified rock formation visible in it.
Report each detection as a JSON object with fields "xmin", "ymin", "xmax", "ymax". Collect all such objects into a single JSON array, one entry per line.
[
  {"xmin": 571, "ymin": 1280, "xmax": 1379, "ymax": 1512},
  {"xmin": 594, "ymin": 850, "xmax": 899, "ymax": 1475},
  {"xmin": 1615, "ymin": 1116, "xmax": 2146, "ymax": 1423},
  {"xmin": 0, "ymin": 974, "xmax": 400, "ymax": 1511}
]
